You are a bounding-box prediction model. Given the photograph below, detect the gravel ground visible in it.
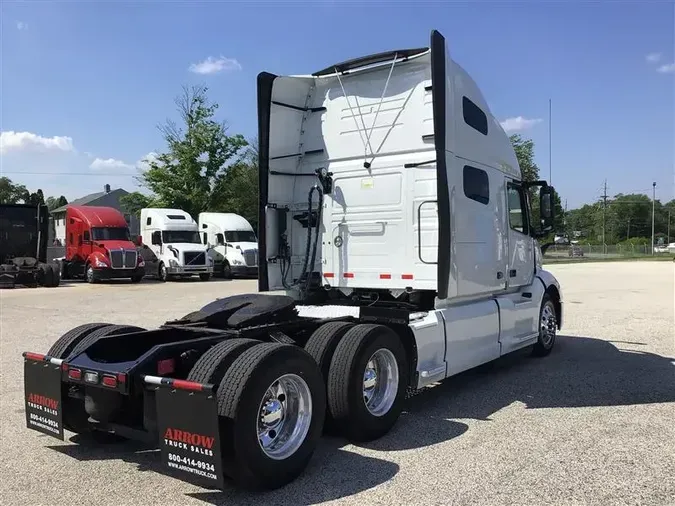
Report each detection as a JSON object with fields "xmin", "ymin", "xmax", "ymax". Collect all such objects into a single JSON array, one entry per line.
[{"xmin": 1, "ymin": 262, "xmax": 674, "ymax": 506}]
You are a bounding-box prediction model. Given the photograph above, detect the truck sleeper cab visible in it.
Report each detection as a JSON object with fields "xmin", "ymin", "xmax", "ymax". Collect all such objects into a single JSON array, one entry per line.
[
  {"xmin": 59, "ymin": 205, "xmax": 145, "ymax": 284},
  {"xmin": 198, "ymin": 212, "xmax": 259, "ymax": 278},
  {"xmin": 22, "ymin": 29, "xmax": 562, "ymax": 493},
  {"xmin": 139, "ymin": 208, "xmax": 213, "ymax": 282}
]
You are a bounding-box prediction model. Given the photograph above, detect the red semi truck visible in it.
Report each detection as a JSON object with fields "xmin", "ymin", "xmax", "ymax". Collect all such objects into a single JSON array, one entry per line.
[{"xmin": 58, "ymin": 205, "xmax": 145, "ymax": 283}]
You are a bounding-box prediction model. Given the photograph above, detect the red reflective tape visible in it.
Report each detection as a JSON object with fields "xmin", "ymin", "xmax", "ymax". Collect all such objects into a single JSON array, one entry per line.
[
  {"xmin": 343, "ymin": 272, "xmax": 354, "ymax": 278},
  {"xmin": 117, "ymin": 373, "xmax": 127, "ymax": 384},
  {"xmin": 25, "ymin": 352, "xmax": 46, "ymax": 362},
  {"xmin": 402, "ymin": 274, "xmax": 414, "ymax": 280},
  {"xmin": 379, "ymin": 274, "xmax": 391, "ymax": 279},
  {"xmin": 171, "ymin": 379, "xmax": 204, "ymax": 391},
  {"xmin": 323, "ymin": 272, "xmax": 334, "ymax": 278}
]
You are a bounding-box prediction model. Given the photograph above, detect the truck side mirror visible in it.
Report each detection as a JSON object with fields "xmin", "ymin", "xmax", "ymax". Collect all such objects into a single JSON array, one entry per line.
[
  {"xmin": 539, "ymin": 186, "xmax": 556, "ymax": 233},
  {"xmin": 151, "ymin": 232, "xmax": 162, "ymax": 246}
]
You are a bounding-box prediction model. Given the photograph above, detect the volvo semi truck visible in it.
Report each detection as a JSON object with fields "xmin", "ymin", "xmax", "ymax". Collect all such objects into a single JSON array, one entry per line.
[
  {"xmin": 138, "ymin": 208, "xmax": 213, "ymax": 281},
  {"xmin": 198, "ymin": 212, "xmax": 258, "ymax": 278},
  {"xmin": 22, "ymin": 29, "xmax": 562, "ymax": 492}
]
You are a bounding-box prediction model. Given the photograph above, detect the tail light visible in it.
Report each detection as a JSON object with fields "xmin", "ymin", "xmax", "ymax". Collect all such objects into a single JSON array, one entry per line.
[
  {"xmin": 84, "ymin": 371, "xmax": 99, "ymax": 384},
  {"xmin": 101, "ymin": 374, "xmax": 117, "ymax": 388},
  {"xmin": 68, "ymin": 368, "xmax": 82, "ymax": 380}
]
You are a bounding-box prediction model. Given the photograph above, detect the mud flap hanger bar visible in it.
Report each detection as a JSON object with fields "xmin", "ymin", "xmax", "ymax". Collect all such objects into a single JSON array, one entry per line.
[{"xmin": 142, "ymin": 375, "xmax": 217, "ymax": 394}]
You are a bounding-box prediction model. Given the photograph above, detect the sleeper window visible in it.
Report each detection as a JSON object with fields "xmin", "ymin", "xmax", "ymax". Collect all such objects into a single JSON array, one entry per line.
[
  {"xmin": 463, "ymin": 165, "xmax": 490, "ymax": 205},
  {"xmin": 463, "ymin": 96, "xmax": 488, "ymax": 135}
]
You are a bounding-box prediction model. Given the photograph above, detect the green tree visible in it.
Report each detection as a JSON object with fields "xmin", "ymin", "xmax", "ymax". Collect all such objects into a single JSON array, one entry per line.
[
  {"xmin": 120, "ymin": 191, "xmax": 157, "ymax": 217},
  {"xmin": 28, "ymin": 189, "xmax": 45, "ymax": 206},
  {"xmin": 509, "ymin": 134, "xmax": 564, "ymax": 234},
  {"xmin": 0, "ymin": 177, "xmax": 30, "ymax": 204},
  {"xmin": 210, "ymin": 149, "xmax": 259, "ymax": 230},
  {"xmin": 138, "ymin": 85, "xmax": 249, "ymax": 218}
]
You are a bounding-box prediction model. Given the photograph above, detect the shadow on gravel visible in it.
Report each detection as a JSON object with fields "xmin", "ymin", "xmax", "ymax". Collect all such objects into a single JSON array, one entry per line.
[
  {"xmin": 49, "ymin": 436, "xmax": 399, "ymax": 506},
  {"xmin": 45, "ymin": 335, "xmax": 674, "ymax": 504},
  {"xmin": 384, "ymin": 334, "xmax": 675, "ymax": 426}
]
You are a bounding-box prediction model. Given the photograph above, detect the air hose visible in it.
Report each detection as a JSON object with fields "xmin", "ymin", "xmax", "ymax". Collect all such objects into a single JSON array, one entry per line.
[{"xmin": 297, "ymin": 184, "xmax": 323, "ymax": 292}]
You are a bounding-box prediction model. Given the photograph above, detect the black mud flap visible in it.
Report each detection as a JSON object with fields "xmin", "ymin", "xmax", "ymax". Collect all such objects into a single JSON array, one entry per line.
[
  {"xmin": 23, "ymin": 356, "xmax": 64, "ymax": 440},
  {"xmin": 152, "ymin": 379, "xmax": 225, "ymax": 489}
]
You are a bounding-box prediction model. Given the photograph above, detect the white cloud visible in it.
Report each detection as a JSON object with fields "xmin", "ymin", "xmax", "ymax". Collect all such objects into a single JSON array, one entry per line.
[
  {"xmin": 16, "ymin": 21, "xmax": 28, "ymax": 30},
  {"xmin": 136, "ymin": 151, "xmax": 159, "ymax": 171},
  {"xmin": 656, "ymin": 63, "xmax": 675, "ymax": 74},
  {"xmin": 188, "ymin": 56, "xmax": 242, "ymax": 75},
  {"xmin": 499, "ymin": 116, "xmax": 543, "ymax": 133},
  {"xmin": 646, "ymin": 52, "xmax": 662, "ymax": 63},
  {"xmin": 90, "ymin": 157, "xmax": 135, "ymax": 171},
  {"xmin": 0, "ymin": 131, "xmax": 74, "ymax": 155}
]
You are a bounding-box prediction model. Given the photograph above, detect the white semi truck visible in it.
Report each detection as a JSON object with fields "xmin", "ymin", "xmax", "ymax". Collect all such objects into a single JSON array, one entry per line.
[
  {"xmin": 198, "ymin": 212, "xmax": 258, "ymax": 277},
  {"xmin": 139, "ymin": 208, "xmax": 213, "ymax": 281},
  {"xmin": 22, "ymin": 30, "xmax": 562, "ymax": 492}
]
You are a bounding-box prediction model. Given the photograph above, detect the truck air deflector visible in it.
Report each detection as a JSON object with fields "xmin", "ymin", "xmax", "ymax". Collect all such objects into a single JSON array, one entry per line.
[
  {"xmin": 312, "ymin": 47, "xmax": 429, "ymax": 76},
  {"xmin": 430, "ymin": 29, "xmax": 451, "ymax": 300},
  {"xmin": 257, "ymin": 71, "xmax": 278, "ymax": 292}
]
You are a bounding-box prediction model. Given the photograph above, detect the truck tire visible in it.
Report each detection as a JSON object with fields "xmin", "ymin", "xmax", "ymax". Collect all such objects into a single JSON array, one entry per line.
[
  {"xmin": 186, "ymin": 338, "xmax": 261, "ymax": 386},
  {"xmin": 222, "ymin": 260, "xmax": 232, "ymax": 279},
  {"xmin": 85, "ymin": 263, "xmax": 97, "ymax": 284},
  {"xmin": 158, "ymin": 262, "xmax": 168, "ymax": 282},
  {"xmin": 37, "ymin": 263, "xmax": 55, "ymax": 287},
  {"xmin": 47, "ymin": 264, "xmax": 61, "ymax": 287},
  {"xmin": 532, "ymin": 293, "xmax": 557, "ymax": 357},
  {"xmin": 304, "ymin": 322, "xmax": 355, "ymax": 431},
  {"xmin": 47, "ymin": 322, "xmax": 114, "ymax": 359},
  {"xmin": 46, "ymin": 322, "xmax": 114, "ymax": 434},
  {"xmin": 216, "ymin": 342, "xmax": 326, "ymax": 490},
  {"xmin": 199, "ymin": 273, "xmax": 211, "ymax": 281},
  {"xmin": 327, "ymin": 324, "xmax": 408, "ymax": 442},
  {"xmin": 71, "ymin": 324, "xmax": 146, "ymax": 356}
]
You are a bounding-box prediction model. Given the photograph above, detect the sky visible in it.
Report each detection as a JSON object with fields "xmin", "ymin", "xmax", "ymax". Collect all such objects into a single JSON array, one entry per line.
[{"xmin": 1, "ymin": 0, "xmax": 673, "ymax": 210}]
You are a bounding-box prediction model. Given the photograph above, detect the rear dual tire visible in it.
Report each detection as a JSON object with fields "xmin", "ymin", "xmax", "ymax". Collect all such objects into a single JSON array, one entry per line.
[
  {"xmin": 188, "ymin": 340, "xmax": 325, "ymax": 491},
  {"xmin": 305, "ymin": 322, "xmax": 408, "ymax": 442}
]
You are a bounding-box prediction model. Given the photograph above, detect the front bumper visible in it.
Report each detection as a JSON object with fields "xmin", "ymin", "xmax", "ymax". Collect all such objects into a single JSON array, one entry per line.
[
  {"xmin": 166, "ymin": 265, "xmax": 213, "ymax": 275},
  {"xmin": 93, "ymin": 266, "xmax": 145, "ymax": 280},
  {"xmin": 230, "ymin": 265, "xmax": 258, "ymax": 277}
]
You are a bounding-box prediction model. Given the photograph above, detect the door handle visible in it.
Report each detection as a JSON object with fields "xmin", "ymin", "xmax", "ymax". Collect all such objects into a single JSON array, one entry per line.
[{"xmin": 509, "ymin": 269, "xmax": 517, "ymax": 278}]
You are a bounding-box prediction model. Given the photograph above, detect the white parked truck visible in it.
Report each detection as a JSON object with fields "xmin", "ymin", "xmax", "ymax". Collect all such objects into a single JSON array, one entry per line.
[
  {"xmin": 198, "ymin": 212, "xmax": 258, "ymax": 277},
  {"xmin": 22, "ymin": 30, "xmax": 562, "ymax": 492},
  {"xmin": 138, "ymin": 208, "xmax": 213, "ymax": 281}
]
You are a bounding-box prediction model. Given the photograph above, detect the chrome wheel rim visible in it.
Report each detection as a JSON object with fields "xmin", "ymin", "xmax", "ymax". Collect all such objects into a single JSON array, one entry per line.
[
  {"xmin": 86, "ymin": 267, "xmax": 93, "ymax": 282},
  {"xmin": 257, "ymin": 373, "xmax": 312, "ymax": 460},
  {"xmin": 363, "ymin": 348, "xmax": 399, "ymax": 417},
  {"xmin": 540, "ymin": 302, "xmax": 557, "ymax": 347}
]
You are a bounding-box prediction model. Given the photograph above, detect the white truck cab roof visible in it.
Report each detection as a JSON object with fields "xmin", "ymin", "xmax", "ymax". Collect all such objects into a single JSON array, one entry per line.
[{"xmin": 141, "ymin": 208, "xmax": 198, "ymax": 231}]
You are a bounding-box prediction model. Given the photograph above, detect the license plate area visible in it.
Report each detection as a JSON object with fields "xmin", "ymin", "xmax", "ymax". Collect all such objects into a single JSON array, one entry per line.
[{"xmin": 24, "ymin": 357, "xmax": 65, "ymax": 440}]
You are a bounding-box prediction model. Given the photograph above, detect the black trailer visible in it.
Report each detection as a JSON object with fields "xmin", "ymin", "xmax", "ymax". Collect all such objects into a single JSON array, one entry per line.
[
  {"xmin": 22, "ymin": 293, "xmax": 412, "ymax": 490},
  {"xmin": 0, "ymin": 203, "xmax": 61, "ymax": 288}
]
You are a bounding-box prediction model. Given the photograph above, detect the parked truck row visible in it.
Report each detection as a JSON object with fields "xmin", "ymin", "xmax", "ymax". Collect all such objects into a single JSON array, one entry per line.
[
  {"xmin": 22, "ymin": 29, "xmax": 564, "ymax": 493},
  {"xmin": 34, "ymin": 206, "xmax": 259, "ymax": 285}
]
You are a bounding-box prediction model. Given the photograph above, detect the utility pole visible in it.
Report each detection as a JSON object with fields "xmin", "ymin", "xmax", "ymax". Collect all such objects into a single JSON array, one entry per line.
[
  {"xmin": 627, "ymin": 216, "xmax": 630, "ymax": 240},
  {"xmin": 651, "ymin": 182, "xmax": 656, "ymax": 255},
  {"xmin": 601, "ymin": 179, "xmax": 608, "ymax": 253}
]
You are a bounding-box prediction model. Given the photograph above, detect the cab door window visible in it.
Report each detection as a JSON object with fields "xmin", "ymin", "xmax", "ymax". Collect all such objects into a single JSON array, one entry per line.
[{"xmin": 507, "ymin": 184, "xmax": 529, "ymax": 235}]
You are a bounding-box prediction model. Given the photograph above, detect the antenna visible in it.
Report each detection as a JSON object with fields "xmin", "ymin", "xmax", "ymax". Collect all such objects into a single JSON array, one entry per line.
[{"xmin": 548, "ymin": 98, "xmax": 552, "ymax": 184}]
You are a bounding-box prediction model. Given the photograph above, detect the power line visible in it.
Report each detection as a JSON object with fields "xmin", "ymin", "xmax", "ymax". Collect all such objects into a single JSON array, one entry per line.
[{"xmin": 1, "ymin": 171, "xmax": 138, "ymax": 176}]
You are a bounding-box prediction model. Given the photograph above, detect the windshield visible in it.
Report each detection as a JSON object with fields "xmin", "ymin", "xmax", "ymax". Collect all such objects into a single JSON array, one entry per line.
[
  {"xmin": 225, "ymin": 230, "xmax": 257, "ymax": 243},
  {"xmin": 162, "ymin": 230, "xmax": 202, "ymax": 244},
  {"xmin": 92, "ymin": 227, "xmax": 130, "ymax": 241}
]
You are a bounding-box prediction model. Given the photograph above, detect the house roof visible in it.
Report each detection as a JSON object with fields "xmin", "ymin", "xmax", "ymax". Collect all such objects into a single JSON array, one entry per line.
[{"xmin": 51, "ymin": 188, "xmax": 128, "ymax": 214}]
